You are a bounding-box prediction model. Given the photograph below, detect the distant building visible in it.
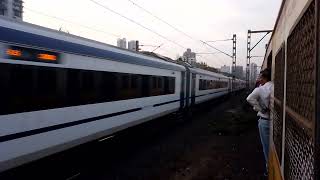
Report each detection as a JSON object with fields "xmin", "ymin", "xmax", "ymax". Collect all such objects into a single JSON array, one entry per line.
[
  {"xmin": 250, "ymin": 63, "xmax": 258, "ymax": 85},
  {"xmin": 128, "ymin": 40, "xmax": 139, "ymax": 51},
  {"xmin": 180, "ymin": 56, "xmax": 187, "ymax": 62},
  {"xmin": 183, "ymin": 48, "xmax": 196, "ymax": 65},
  {"xmin": 232, "ymin": 66, "xmax": 244, "ymax": 79},
  {"xmin": 0, "ymin": 0, "xmax": 23, "ymax": 21},
  {"xmin": 117, "ymin": 38, "xmax": 127, "ymax": 49},
  {"xmin": 220, "ymin": 65, "xmax": 231, "ymax": 74},
  {"xmin": 128, "ymin": 40, "xmax": 135, "ymax": 51}
]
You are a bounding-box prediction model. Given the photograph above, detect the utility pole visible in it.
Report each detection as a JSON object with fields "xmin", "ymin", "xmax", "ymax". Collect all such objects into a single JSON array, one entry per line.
[
  {"xmin": 202, "ymin": 34, "xmax": 237, "ymax": 76},
  {"xmin": 232, "ymin": 34, "xmax": 237, "ymax": 77},
  {"xmin": 135, "ymin": 40, "xmax": 139, "ymax": 52},
  {"xmin": 246, "ymin": 31, "xmax": 251, "ymax": 88},
  {"xmin": 139, "ymin": 43, "xmax": 163, "ymax": 52},
  {"xmin": 246, "ymin": 30, "xmax": 272, "ymax": 88}
]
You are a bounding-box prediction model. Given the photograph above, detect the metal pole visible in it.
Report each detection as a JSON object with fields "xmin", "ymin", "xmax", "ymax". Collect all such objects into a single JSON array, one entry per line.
[
  {"xmin": 249, "ymin": 30, "xmax": 273, "ymax": 33},
  {"xmin": 246, "ymin": 30, "xmax": 251, "ymax": 89},
  {"xmin": 250, "ymin": 32, "xmax": 271, "ymax": 52},
  {"xmin": 232, "ymin": 34, "xmax": 237, "ymax": 76},
  {"xmin": 315, "ymin": 0, "xmax": 320, "ymax": 179},
  {"xmin": 246, "ymin": 29, "xmax": 272, "ymax": 89}
]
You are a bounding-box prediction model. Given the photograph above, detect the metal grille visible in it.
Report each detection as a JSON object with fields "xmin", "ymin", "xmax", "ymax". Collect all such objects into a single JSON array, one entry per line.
[
  {"xmin": 274, "ymin": 47, "xmax": 285, "ymax": 101},
  {"xmin": 284, "ymin": 114, "xmax": 314, "ymax": 179},
  {"xmin": 273, "ymin": 46, "xmax": 285, "ymax": 163},
  {"xmin": 284, "ymin": 1, "xmax": 316, "ymax": 179},
  {"xmin": 316, "ymin": 1, "xmax": 320, "ymax": 179},
  {"xmin": 273, "ymin": 103, "xmax": 283, "ymax": 163},
  {"xmin": 286, "ymin": 1, "xmax": 316, "ymax": 125}
]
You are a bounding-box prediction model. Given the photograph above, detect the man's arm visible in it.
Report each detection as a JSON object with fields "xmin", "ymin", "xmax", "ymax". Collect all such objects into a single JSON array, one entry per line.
[{"xmin": 246, "ymin": 88, "xmax": 262, "ymax": 112}]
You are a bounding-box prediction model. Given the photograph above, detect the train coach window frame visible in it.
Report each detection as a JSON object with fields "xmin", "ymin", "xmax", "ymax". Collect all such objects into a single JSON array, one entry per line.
[
  {"xmin": 0, "ymin": 9, "xmax": 5, "ymax": 16},
  {"xmin": 199, "ymin": 79, "xmax": 228, "ymax": 90},
  {"xmin": 0, "ymin": 63, "xmax": 176, "ymax": 115}
]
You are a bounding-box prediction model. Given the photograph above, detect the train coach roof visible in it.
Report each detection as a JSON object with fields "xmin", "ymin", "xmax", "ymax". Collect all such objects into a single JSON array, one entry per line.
[
  {"xmin": 0, "ymin": 17, "xmax": 185, "ymax": 72},
  {"xmin": 190, "ymin": 68, "xmax": 230, "ymax": 79}
]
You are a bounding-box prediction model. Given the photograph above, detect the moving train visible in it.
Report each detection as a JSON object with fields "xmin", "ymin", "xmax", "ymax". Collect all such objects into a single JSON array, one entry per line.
[
  {"xmin": 263, "ymin": 0, "xmax": 319, "ymax": 179},
  {"xmin": 0, "ymin": 16, "xmax": 245, "ymax": 172}
]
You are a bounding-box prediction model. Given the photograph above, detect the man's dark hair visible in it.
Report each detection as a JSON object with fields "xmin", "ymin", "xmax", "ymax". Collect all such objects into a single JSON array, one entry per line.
[{"xmin": 260, "ymin": 68, "xmax": 271, "ymax": 81}]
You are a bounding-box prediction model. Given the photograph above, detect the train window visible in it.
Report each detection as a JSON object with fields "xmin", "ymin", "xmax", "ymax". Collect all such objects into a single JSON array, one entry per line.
[
  {"xmin": 168, "ymin": 77, "xmax": 175, "ymax": 94},
  {"xmin": 199, "ymin": 79, "xmax": 228, "ymax": 90},
  {"xmin": 81, "ymin": 71, "xmax": 94, "ymax": 92},
  {"xmin": 80, "ymin": 70, "xmax": 96, "ymax": 103},
  {"xmin": 67, "ymin": 69, "xmax": 81, "ymax": 104},
  {"xmin": 11, "ymin": 65, "xmax": 35, "ymax": 113},
  {"xmin": 0, "ymin": 63, "xmax": 176, "ymax": 115},
  {"xmin": 121, "ymin": 75, "xmax": 130, "ymax": 89},
  {"xmin": 152, "ymin": 77, "xmax": 157, "ymax": 88},
  {"xmin": 142, "ymin": 76, "xmax": 151, "ymax": 97},
  {"xmin": 158, "ymin": 77, "xmax": 163, "ymax": 89},
  {"xmin": 0, "ymin": 64, "xmax": 10, "ymax": 113},
  {"xmin": 131, "ymin": 75, "xmax": 138, "ymax": 88},
  {"xmin": 101, "ymin": 72, "xmax": 116, "ymax": 101},
  {"xmin": 38, "ymin": 68, "xmax": 57, "ymax": 95}
]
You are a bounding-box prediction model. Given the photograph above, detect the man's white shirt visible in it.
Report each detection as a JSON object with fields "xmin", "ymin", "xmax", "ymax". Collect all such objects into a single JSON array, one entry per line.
[{"xmin": 246, "ymin": 81, "xmax": 274, "ymax": 119}]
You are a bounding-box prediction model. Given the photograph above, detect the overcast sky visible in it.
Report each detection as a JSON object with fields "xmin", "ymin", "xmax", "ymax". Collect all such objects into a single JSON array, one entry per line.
[{"xmin": 23, "ymin": 0, "xmax": 281, "ymax": 69}]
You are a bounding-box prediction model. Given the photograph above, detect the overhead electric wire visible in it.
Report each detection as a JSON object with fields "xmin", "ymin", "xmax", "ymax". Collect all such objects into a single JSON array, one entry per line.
[
  {"xmin": 88, "ymin": 0, "xmax": 186, "ymax": 50},
  {"xmin": 203, "ymin": 45, "xmax": 227, "ymax": 67},
  {"xmin": 24, "ymin": 7, "xmax": 120, "ymax": 38},
  {"xmin": 126, "ymin": 0, "xmax": 195, "ymax": 41},
  {"xmin": 125, "ymin": 0, "xmax": 232, "ymax": 61},
  {"xmin": 87, "ymin": 0, "xmax": 230, "ymax": 67},
  {"xmin": 200, "ymin": 40, "xmax": 233, "ymax": 58},
  {"xmin": 151, "ymin": 43, "xmax": 164, "ymax": 52},
  {"xmin": 157, "ymin": 46, "xmax": 176, "ymax": 55},
  {"xmin": 25, "ymin": 3, "xmax": 227, "ymax": 66},
  {"xmin": 139, "ymin": 44, "xmax": 160, "ymax": 47},
  {"xmin": 205, "ymin": 38, "xmax": 233, "ymax": 43}
]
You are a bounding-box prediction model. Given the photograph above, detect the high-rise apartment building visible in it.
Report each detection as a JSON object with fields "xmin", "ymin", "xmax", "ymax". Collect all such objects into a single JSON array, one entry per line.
[
  {"xmin": 128, "ymin": 40, "xmax": 139, "ymax": 51},
  {"xmin": 0, "ymin": 0, "xmax": 23, "ymax": 20},
  {"xmin": 182, "ymin": 48, "xmax": 196, "ymax": 65},
  {"xmin": 250, "ymin": 63, "xmax": 258, "ymax": 82},
  {"xmin": 117, "ymin": 38, "xmax": 127, "ymax": 49},
  {"xmin": 220, "ymin": 65, "xmax": 231, "ymax": 74},
  {"xmin": 232, "ymin": 66, "xmax": 244, "ymax": 79}
]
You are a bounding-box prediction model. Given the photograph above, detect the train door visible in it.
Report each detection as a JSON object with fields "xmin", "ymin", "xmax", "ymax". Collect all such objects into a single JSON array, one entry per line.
[
  {"xmin": 179, "ymin": 71, "xmax": 185, "ymax": 110},
  {"xmin": 231, "ymin": 78, "xmax": 234, "ymax": 92},
  {"xmin": 185, "ymin": 68, "xmax": 191, "ymax": 108},
  {"xmin": 191, "ymin": 73, "xmax": 196, "ymax": 106}
]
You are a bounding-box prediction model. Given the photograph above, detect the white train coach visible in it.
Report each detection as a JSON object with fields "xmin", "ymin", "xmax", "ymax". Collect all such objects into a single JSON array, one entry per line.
[{"xmin": 0, "ymin": 17, "xmax": 245, "ymax": 172}]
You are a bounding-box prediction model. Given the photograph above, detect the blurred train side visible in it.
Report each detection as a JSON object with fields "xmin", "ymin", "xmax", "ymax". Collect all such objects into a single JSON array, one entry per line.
[
  {"xmin": 0, "ymin": 17, "xmax": 245, "ymax": 172},
  {"xmin": 0, "ymin": 16, "xmax": 187, "ymax": 172},
  {"xmin": 263, "ymin": 0, "xmax": 319, "ymax": 179}
]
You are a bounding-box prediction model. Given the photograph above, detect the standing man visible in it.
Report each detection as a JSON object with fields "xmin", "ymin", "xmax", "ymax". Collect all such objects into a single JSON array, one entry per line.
[{"xmin": 246, "ymin": 69, "xmax": 273, "ymax": 174}]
